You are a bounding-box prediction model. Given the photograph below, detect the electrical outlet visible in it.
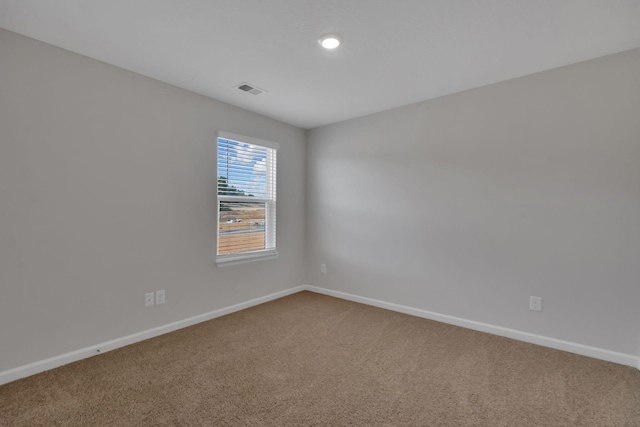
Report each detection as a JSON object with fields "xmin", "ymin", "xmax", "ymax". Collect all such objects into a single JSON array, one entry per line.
[
  {"xmin": 156, "ymin": 290, "xmax": 166, "ymax": 305},
  {"xmin": 320, "ymin": 264, "xmax": 327, "ymax": 273},
  {"xmin": 530, "ymin": 296, "xmax": 542, "ymax": 312},
  {"xmin": 145, "ymin": 292, "xmax": 155, "ymax": 307}
]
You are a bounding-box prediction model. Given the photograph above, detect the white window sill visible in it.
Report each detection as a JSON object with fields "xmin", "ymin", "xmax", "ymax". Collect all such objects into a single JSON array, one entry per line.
[{"xmin": 216, "ymin": 250, "xmax": 279, "ymax": 267}]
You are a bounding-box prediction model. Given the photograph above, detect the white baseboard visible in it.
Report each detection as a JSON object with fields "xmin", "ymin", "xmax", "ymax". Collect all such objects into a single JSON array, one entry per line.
[
  {"xmin": 2, "ymin": 283, "xmax": 637, "ymax": 386},
  {"xmin": 302, "ymin": 285, "xmax": 640, "ymax": 369},
  {"xmin": 0, "ymin": 285, "xmax": 306, "ymax": 386}
]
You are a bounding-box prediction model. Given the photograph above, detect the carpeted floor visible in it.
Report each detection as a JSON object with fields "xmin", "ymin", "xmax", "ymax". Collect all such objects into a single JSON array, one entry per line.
[{"xmin": 1, "ymin": 291, "xmax": 639, "ymax": 426}]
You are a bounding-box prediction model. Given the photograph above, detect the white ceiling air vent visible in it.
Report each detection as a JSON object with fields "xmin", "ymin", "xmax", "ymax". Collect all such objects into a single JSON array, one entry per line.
[{"xmin": 235, "ymin": 82, "xmax": 266, "ymax": 96}]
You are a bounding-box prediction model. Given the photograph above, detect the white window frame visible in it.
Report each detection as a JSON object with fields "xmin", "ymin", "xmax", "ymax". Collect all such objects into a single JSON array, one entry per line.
[{"xmin": 216, "ymin": 131, "xmax": 279, "ymax": 267}]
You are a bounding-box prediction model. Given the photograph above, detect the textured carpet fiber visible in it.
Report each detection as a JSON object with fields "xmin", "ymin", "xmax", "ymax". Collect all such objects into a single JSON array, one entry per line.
[{"xmin": 1, "ymin": 291, "xmax": 639, "ymax": 426}]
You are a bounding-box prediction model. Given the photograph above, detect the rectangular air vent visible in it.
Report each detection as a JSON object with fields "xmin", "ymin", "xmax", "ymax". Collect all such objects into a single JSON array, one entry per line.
[{"xmin": 234, "ymin": 82, "xmax": 267, "ymax": 96}]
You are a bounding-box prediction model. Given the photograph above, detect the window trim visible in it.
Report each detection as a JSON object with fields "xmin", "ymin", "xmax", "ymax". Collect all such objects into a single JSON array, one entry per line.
[
  {"xmin": 215, "ymin": 249, "xmax": 279, "ymax": 267},
  {"xmin": 215, "ymin": 131, "xmax": 279, "ymax": 267}
]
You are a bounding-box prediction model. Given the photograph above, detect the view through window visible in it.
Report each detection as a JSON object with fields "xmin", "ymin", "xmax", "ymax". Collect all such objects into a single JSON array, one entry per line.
[{"xmin": 217, "ymin": 134, "xmax": 277, "ymax": 259}]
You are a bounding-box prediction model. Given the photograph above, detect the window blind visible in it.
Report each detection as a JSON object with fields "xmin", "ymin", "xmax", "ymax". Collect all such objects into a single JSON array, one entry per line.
[{"xmin": 217, "ymin": 136, "xmax": 277, "ymax": 257}]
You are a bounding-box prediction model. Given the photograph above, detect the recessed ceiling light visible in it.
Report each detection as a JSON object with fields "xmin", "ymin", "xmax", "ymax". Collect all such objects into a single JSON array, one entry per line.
[{"xmin": 318, "ymin": 33, "xmax": 342, "ymax": 50}]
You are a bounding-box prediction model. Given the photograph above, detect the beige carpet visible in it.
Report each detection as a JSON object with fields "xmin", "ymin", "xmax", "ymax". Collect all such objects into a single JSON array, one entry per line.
[{"xmin": 1, "ymin": 291, "xmax": 639, "ymax": 426}]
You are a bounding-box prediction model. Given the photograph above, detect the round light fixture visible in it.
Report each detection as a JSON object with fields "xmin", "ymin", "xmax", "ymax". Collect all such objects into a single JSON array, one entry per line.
[{"xmin": 318, "ymin": 33, "xmax": 342, "ymax": 50}]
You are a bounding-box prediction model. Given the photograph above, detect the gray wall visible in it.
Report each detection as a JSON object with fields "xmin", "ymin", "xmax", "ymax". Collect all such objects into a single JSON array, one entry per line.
[
  {"xmin": 2, "ymin": 26, "xmax": 639, "ymax": 373},
  {"xmin": 306, "ymin": 49, "xmax": 640, "ymax": 356},
  {"xmin": 0, "ymin": 29, "xmax": 306, "ymax": 372}
]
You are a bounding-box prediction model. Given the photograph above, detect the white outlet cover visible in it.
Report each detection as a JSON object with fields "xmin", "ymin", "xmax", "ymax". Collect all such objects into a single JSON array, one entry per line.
[
  {"xmin": 156, "ymin": 290, "xmax": 166, "ymax": 305},
  {"xmin": 530, "ymin": 296, "xmax": 543, "ymax": 312},
  {"xmin": 145, "ymin": 292, "xmax": 155, "ymax": 307}
]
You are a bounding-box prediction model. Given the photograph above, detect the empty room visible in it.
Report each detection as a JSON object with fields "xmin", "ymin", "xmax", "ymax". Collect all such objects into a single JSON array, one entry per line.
[{"xmin": 1, "ymin": 1, "xmax": 640, "ymax": 425}]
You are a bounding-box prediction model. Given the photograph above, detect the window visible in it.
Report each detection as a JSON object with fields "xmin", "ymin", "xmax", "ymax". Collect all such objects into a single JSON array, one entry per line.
[{"xmin": 216, "ymin": 132, "xmax": 278, "ymax": 266}]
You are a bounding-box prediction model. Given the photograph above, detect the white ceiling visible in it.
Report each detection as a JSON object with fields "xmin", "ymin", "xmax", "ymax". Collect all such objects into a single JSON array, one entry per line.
[{"xmin": 2, "ymin": 1, "xmax": 640, "ymax": 129}]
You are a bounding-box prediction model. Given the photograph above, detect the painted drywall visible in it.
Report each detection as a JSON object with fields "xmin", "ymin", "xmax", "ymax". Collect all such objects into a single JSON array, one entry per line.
[
  {"xmin": 0, "ymin": 29, "xmax": 306, "ymax": 373},
  {"xmin": 306, "ymin": 48, "xmax": 640, "ymax": 356}
]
